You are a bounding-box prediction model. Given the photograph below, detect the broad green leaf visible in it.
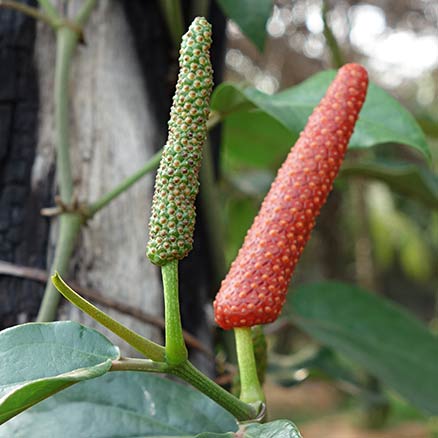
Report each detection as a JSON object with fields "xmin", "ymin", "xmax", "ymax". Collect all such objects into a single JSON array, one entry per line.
[
  {"xmin": 289, "ymin": 282, "xmax": 438, "ymax": 415},
  {"xmin": 0, "ymin": 321, "xmax": 119, "ymax": 424},
  {"xmin": 216, "ymin": 0, "xmax": 272, "ymax": 51},
  {"xmin": 341, "ymin": 160, "xmax": 438, "ymax": 209},
  {"xmin": 227, "ymin": 169, "xmax": 274, "ymax": 197},
  {"xmin": 222, "ymin": 110, "xmax": 294, "ymax": 168},
  {"xmin": 211, "ymin": 72, "xmax": 430, "ymax": 163},
  {"xmin": 225, "ymin": 197, "xmax": 258, "ymax": 263},
  {"xmin": 242, "ymin": 420, "xmax": 302, "ymax": 437},
  {"xmin": 1, "ymin": 372, "xmax": 237, "ymax": 437},
  {"xmin": 210, "ymin": 82, "xmax": 253, "ymax": 116},
  {"xmin": 196, "ymin": 420, "xmax": 302, "ymax": 438},
  {"xmin": 195, "ymin": 434, "xmax": 233, "ymax": 438}
]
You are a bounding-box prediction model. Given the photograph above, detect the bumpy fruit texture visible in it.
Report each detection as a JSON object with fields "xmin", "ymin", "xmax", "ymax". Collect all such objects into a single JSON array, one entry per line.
[
  {"xmin": 147, "ymin": 17, "xmax": 213, "ymax": 265},
  {"xmin": 214, "ymin": 64, "xmax": 368, "ymax": 329}
]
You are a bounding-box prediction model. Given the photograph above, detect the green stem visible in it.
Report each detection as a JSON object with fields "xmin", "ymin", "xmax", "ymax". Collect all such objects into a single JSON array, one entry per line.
[
  {"xmin": 51, "ymin": 275, "xmax": 255, "ymax": 421},
  {"xmin": 51, "ymin": 273, "xmax": 166, "ymax": 362},
  {"xmin": 0, "ymin": 0, "xmax": 56, "ymax": 26},
  {"xmin": 191, "ymin": 0, "xmax": 210, "ymax": 19},
  {"xmin": 87, "ymin": 150, "xmax": 162, "ymax": 218},
  {"xmin": 86, "ymin": 111, "xmax": 224, "ymax": 220},
  {"xmin": 37, "ymin": 0, "xmax": 59, "ymax": 23},
  {"xmin": 75, "ymin": 0, "xmax": 97, "ymax": 26},
  {"xmin": 36, "ymin": 2, "xmax": 98, "ymax": 322},
  {"xmin": 54, "ymin": 26, "xmax": 78, "ymax": 204},
  {"xmin": 172, "ymin": 360, "xmax": 258, "ymax": 421},
  {"xmin": 112, "ymin": 356, "xmax": 259, "ymax": 421},
  {"xmin": 160, "ymin": 0, "xmax": 184, "ymax": 49},
  {"xmin": 36, "ymin": 213, "xmax": 82, "ymax": 321},
  {"xmin": 322, "ymin": 1, "xmax": 344, "ymax": 68},
  {"xmin": 162, "ymin": 261, "xmax": 188, "ymax": 365},
  {"xmin": 234, "ymin": 327, "xmax": 265, "ymax": 404},
  {"xmin": 34, "ymin": 28, "xmax": 76, "ymax": 322},
  {"xmin": 111, "ymin": 357, "xmax": 168, "ymax": 373}
]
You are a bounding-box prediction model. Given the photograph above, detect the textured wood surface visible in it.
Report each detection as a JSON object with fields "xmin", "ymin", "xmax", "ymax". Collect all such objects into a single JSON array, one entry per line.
[{"xmin": 34, "ymin": 0, "xmax": 163, "ymax": 351}]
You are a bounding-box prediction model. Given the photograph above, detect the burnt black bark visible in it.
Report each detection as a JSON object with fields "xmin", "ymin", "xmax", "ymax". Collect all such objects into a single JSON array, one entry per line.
[{"xmin": 0, "ymin": 1, "xmax": 51, "ymax": 329}]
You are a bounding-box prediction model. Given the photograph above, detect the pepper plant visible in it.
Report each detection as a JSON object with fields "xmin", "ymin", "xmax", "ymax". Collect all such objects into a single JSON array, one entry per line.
[{"xmin": 1, "ymin": 2, "xmax": 438, "ymax": 437}]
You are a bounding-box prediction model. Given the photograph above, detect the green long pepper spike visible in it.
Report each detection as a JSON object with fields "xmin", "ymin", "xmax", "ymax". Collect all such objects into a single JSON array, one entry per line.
[{"xmin": 147, "ymin": 17, "xmax": 213, "ymax": 266}]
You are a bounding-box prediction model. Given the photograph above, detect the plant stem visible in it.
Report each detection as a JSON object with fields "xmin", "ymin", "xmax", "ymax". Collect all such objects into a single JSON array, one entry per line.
[
  {"xmin": 36, "ymin": 213, "xmax": 82, "ymax": 321},
  {"xmin": 0, "ymin": 0, "xmax": 56, "ymax": 26},
  {"xmin": 54, "ymin": 26, "xmax": 78, "ymax": 204},
  {"xmin": 111, "ymin": 357, "xmax": 168, "ymax": 373},
  {"xmin": 86, "ymin": 111, "xmax": 225, "ymax": 220},
  {"xmin": 162, "ymin": 261, "xmax": 188, "ymax": 365},
  {"xmin": 234, "ymin": 327, "xmax": 265, "ymax": 404},
  {"xmin": 35, "ymin": 27, "xmax": 78, "ymax": 322},
  {"xmin": 191, "ymin": 0, "xmax": 210, "ymax": 20},
  {"xmin": 51, "ymin": 273, "xmax": 166, "ymax": 362},
  {"xmin": 87, "ymin": 150, "xmax": 162, "ymax": 218},
  {"xmin": 112, "ymin": 356, "xmax": 259, "ymax": 421},
  {"xmin": 51, "ymin": 274, "xmax": 256, "ymax": 420},
  {"xmin": 75, "ymin": 0, "xmax": 97, "ymax": 26},
  {"xmin": 36, "ymin": 2, "xmax": 98, "ymax": 322},
  {"xmin": 37, "ymin": 0, "xmax": 59, "ymax": 23},
  {"xmin": 322, "ymin": 0, "xmax": 344, "ymax": 69},
  {"xmin": 160, "ymin": 0, "xmax": 184, "ymax": 49},
  {"xmin": 172, "ymin": 360, "xmax": 258, "ymax": 421}
]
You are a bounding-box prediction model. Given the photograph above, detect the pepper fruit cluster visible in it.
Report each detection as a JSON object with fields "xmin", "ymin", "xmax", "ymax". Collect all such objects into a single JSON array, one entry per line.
[
  {"xmin": 214, "ymin": 63, "xmax": 369, "ymax": 329},
  {"xmin": 147, "ymin": 17, "xmax": 213, "ymax": 266}
]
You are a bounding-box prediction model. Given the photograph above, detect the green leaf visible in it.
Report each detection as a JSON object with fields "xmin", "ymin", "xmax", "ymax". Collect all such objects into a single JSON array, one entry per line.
[
  {"xmin": 225, "ymin": 197, "xmax": 258, "ymax": 263},
  {"xmin": 195, "ymin": 433, "xmax": 234, "ymax": 438},
  {"xmin": 289, "ymin": 282, "xmax": 438, "ymax": 415},
  {"xmin": 222, "ymin": 110, "xmax": 294, "ymax": 169},
  {"xmin": 0, "ymin": 321, "xmax": 119, "ymax": 424},
  {"xmin": 1, "ymin": 372, "xmax": 237, "ymax": 437},
  {"xmin": 211, "ymin": 72, "xmax": 431, "ymax": 163},
  {"xmin": 340, "ymin": 160, "xmax": 438, "ymax": 209},
  {"xmin": 196, "ymin": 420, "xmax": 302, "ymax": 438},
  {"xmin": 242, "ymin": 420, "xmax": 302, "ymax": 437},
  {"xmin": 216, "ymin": 0, "xmax": 272, "ymax": 52}
]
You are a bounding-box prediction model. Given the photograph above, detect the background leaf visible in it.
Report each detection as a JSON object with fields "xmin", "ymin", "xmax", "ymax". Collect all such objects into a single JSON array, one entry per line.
[
  {"xmin": 0, "ymin": 321, "xmax": 119, "ymax": 425},
  {"xmin": 340, "ymin": 160, "xmax": 438, "ymax": 209},
  {"xmin": 225, "ymin": 197, "xmax": 259, "ymax": 263},
  {"xmin": 222, "ymin": 110, "xmax": 293, "ymax": 168},
  {"xmin": 1, "ymin": 372, "xmax": 237, "ymax": 437},
  {"xmin": 211, "ymin": 72, "xmax": 430, "ymax": 164},
  {"xmin": 288, "ymin": 282, "xmax": 438, "ymax": 415},
  {"xmin": 216, "ymin": 0, "xmax": 272, "ymax": 51}
]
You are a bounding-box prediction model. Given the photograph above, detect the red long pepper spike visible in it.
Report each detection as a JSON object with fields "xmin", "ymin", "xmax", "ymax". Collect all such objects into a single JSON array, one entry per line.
[{"xmin": 214, "ymin": 64, "xmax": 368, "ymax": 329}]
